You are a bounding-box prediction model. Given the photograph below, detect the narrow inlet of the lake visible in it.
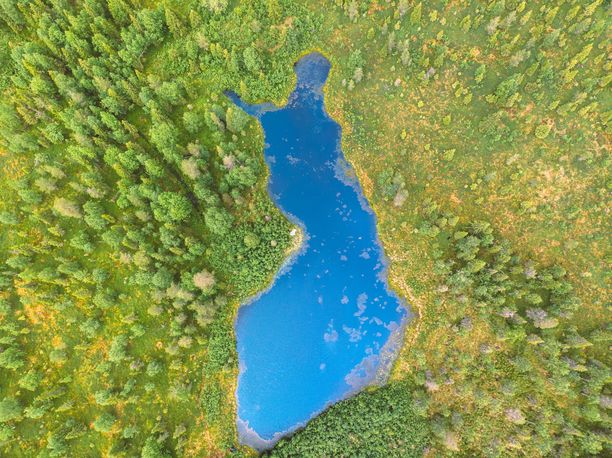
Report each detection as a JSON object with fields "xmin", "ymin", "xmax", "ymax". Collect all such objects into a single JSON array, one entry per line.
[{"xmin": 229, "ymin": 52, "xmax": 410, "ymax": 451}]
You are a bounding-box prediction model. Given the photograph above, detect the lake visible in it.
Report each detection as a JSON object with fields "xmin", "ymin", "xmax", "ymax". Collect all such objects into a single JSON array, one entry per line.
[{"xmin": 229, "ymin": 53, "xmax": 409, "ymax": 451}]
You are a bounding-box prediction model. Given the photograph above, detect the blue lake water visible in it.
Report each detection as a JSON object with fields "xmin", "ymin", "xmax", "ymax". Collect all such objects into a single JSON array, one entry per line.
[{"xmin": 229, "ymin": 53, "xmax": 409, "ymax": 450}]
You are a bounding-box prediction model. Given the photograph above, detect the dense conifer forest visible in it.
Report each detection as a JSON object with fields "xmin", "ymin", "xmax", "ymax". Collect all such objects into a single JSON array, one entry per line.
[{"xmin": 0, "ymin": 0, "xmax": 609, "ymax": 456}]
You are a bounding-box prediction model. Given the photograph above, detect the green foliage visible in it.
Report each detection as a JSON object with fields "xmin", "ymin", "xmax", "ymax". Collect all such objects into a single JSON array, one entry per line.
[
  {"xmin": 271, "ymin": 382, "xmax": 430, "ymax": 457},
  {"xmin": 141, "ymin": 436, "xmax": 170, "ymax": 458},
  {"xmin": 226, "ymin": 106, "xmax": 250, "ymax": 134},
  {"xmin": 0, "ymin": 347, "xmax": 24, "ymax": 370},
  {"xmin": 274, "ymin": 1, "xmax": 609, "ymax": 454},
  {"xmin": 93, "ymin": 413, "xmax": 116, "ymax": 433},
  {"xmin": 403, "ymin": 202, "xmax": 607, "ymax": 455},
  {"xmin": 153, "ymin": 192, "xmax": 192, "ymax": 223},
  {"xmin": 535, "ymin": 123, "xmax": 552, "ymax": 139},
  {"xmin": 205, "ymin": 206, "xmax": 233, "ymax": 235},
  {"xmin": 0, "ymin": 0, "xmax": 311, "ymax": 455},
  {"xmin": 0, "ymin": 398, "xmax": 22, "ymax": 423},
  {"xmin": 0, "ymin": 0, "xmax": 608, "ymax": 456}
]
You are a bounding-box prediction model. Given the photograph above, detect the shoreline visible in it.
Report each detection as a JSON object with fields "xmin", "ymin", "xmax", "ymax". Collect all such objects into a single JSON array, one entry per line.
[{"xmin": 229, "ymin": 52, "xmax": 414, "ymax": 453}]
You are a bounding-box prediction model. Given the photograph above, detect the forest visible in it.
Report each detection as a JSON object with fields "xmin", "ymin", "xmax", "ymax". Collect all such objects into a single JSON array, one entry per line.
[{"xmin": 0, "ymin": 0, "xmax": 609, "ymax": 457}]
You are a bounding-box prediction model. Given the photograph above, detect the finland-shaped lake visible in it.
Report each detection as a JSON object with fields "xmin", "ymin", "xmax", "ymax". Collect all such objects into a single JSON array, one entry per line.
[{"xmin": 229, "ymin": 53, "xmax": 410, "ymax": 450}]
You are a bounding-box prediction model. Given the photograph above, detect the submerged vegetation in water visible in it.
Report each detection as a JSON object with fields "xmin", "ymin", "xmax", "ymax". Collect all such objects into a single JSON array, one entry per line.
[{"xmin": 0, "ymin": 0, "xmax": 609, "ymax": 456}]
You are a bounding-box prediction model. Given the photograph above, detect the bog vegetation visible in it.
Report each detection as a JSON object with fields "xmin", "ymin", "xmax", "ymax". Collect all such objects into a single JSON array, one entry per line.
[
  {"xmin": 0, "ymin": 0, "xmax": 609, "ymax": 457},
  {"xmin": 0, "ymin": 0, "xmax": 315, "ymax": 455}
]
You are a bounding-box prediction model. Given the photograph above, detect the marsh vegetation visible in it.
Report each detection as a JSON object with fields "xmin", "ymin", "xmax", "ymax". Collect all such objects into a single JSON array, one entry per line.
[{"xmin": 0, "ymin": 0, "xmax": 609, "ymax": 456}]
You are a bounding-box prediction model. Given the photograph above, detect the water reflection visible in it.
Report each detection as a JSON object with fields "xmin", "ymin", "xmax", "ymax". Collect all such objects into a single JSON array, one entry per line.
[{"xmin": 231, "ymin": 53, "xmax": 410, "ymax": 451}]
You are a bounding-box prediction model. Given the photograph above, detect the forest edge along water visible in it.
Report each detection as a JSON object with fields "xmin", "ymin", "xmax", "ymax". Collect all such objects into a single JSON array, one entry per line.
[{"xmin": 228, "ymin": 53, "xmax": 412, "ymax": 451}]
